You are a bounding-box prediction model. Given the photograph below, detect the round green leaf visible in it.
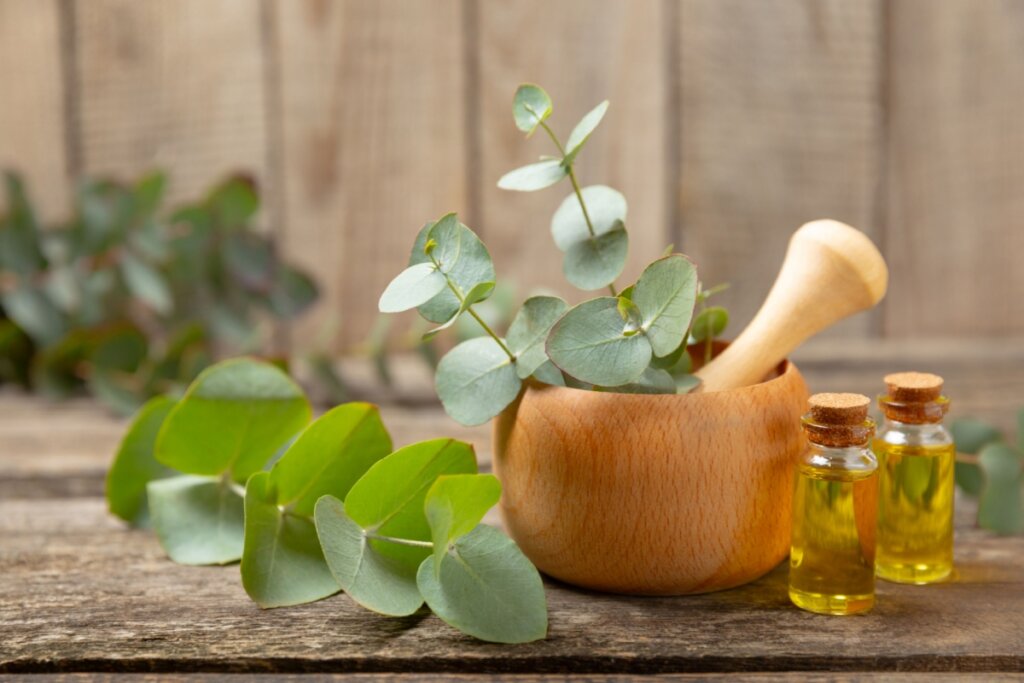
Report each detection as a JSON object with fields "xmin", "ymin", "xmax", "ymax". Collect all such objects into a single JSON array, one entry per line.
[
  {"xmin": 506, "ymin": 295, "xmax": 569, "ymax": 379},
  {"xmin": 551, "ymin": 185, "xmax": 627, "ymax": 251},
  {"xmin": 977, "ymin": 443, "xmax": 1024, "ymax": 535},
  {"xmin": 436, "ymin": 337, "xmax": 522, "ymax": 426},
  {"xmin": 598, "ymin": 367, "xmax": 675, "ymax": 395},
  {"xmin": 689, "ymin": 306, "xmax": 729, "ymax": 342},
  {"xmin": 155, "ymin": 359, "xmax": 311, "ymax": 483},
  {"xmin": 632, "ymin": 255, "xmax": 699, "ymax": 357},
  {"xmin": 409, "ymin": 216, "xmax": 495, "ymax": 323},
  {"xmin": 314, "ymin": 495, "xmax": 423, "ymax": 616},
  {"xmin": 147, "ymin": 474, "xmax": 245, "ymax": 565},
  {"xmin": 545, "ymin": 297, "xmax": 651, "ymax": 386},
  {"xmin": 424, "ymin": 474, "xmax": 502, "ymax": 574},
  {"xmin": 512, "ymin": 83, "xmax": 552, "ymax": 135},
  {"xmin": 241, "ymin": 472, "xmax": 339, "ymax": 608},
  {"xmin": 563, "ymin": 100, "xmax": 609, "ymax": 166},
  {"xmin": 563, "ymin": 222, "xmax": 628, "ymax": 291},
  {"xmin": 88, "ymin": 326, "xmax": 149, "ymax": 416},
  {"xmin": 422, "ymin": 281, "xmax": 495, "ymax": 341},
  {"xmin": 2, "ymin": 285, "xmax": 65, "ymax": 346},
  {"xmin": 106, "ymin": 395, "xmax": 176, "ymax": 526},
  {"xmin": 531, "ymin": 360, "xmax": 566, "ymax": 387},
  {"xmin": 268, "ymin": 266, "xmax": 319, "ymax": 318},
  {"xmin": 379, "ymin": 262, "xmax": 446, "ymax": 313},
  {"xmin": 497, "ymin": 160, "xmax": 567, "ymax": 192},
  {"xmin": 951, "ymin": 418, "xmax": 1003, "ymax": 454},
  {"xmin": 416, "ymin": 525, "xmax": 547, "ymax": 644}
]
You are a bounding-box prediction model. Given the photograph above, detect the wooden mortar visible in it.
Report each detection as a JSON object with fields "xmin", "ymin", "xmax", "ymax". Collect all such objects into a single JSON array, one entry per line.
[{"xmin": 493, "ymin": 220, "xmax": 888, "ymax": 595}]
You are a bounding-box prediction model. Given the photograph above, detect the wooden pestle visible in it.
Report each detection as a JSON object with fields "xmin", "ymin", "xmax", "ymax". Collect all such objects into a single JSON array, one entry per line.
[{"xmin": 695, "ymin": 219, "xmax": 888, "ymax": 393}]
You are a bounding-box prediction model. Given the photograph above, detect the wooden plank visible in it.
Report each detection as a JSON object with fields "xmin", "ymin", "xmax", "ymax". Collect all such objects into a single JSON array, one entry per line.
[
  {"xmin": 12, "ymin": 675, "xmax": 1024, "ymax": 683},
  {"xmin": 0, "ymin": 0, "xmax": 71, "ymax": 221},
  {"xmin": 475, "ymin": 0, "xmax": 670, "ymax": 305},
  {"xmin": 884, "ymin": 0, "xmax": 1024, "ymax": 337},
  {"xmin": 72, "ymin": 0, "xmax": 269, "ymax": 216},
  {"xmin": 1, "ymin": 497, "xmax": 1021, "ymax": 674},
  {"xmin": 677, "ymin": 0, "xmax": 884, "ymax": 339},
  {"xmin": 271, "ymin": 0, "xmax": 468, "ymax": 351}
]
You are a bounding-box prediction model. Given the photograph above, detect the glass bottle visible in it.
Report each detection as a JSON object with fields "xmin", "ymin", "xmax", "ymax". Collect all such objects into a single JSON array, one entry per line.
[
  {"xmin": 789, "ymin": 393, "xmax": 879, "ymax": 615},
  {"xmin": 873, "ymin": 372, "xmax": 955, "ymax": 584}
]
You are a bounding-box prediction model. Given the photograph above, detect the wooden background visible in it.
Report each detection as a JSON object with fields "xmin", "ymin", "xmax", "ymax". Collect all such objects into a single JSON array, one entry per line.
[{"xmin": 1, "ymin": 0, "xmax": 1022, "ymax": 352}]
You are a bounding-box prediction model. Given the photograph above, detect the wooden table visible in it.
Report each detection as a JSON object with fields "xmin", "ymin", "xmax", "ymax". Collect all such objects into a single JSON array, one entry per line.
[{"xmin": 2, "ymin": 344, "xmax": 1023, "ymax": 680}]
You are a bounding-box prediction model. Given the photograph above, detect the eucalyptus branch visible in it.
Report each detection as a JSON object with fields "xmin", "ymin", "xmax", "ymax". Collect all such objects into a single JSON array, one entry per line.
[
  {"xmin": 430, "ymin": 253, "xmax": 515, "ymax": 360},
  {"xmin": 537, "ymin": 119, "xmax": 566, "ymax": 157},
  {"xmin": 365, "ymin": 533, "xmax": 434, "ymax": 549}
]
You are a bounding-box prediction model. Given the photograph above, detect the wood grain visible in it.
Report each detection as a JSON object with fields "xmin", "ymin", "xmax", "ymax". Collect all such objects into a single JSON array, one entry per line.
[
  {"xmin": 272, "ymin": 0, "xmax": 469, "ymax": 351},
  {"xmin": 1, "ymin": 497, "xmax": 1021, "ymax": 674},
  {"xmin": 475, "ymin": 0, "xmax": 670, "ymax": 304},
  {"xmin": 884, "ymin": 0, "xmax": 1024, "ymax": 337},
  {"xmin": 0, "ymin": 0, "xmax": 71, "ymax": 221},
  {"xmin": 677, "ymin": 0, "xmax": 884, "ymax": 340},
  {"xmin": 72, "ymin": 0, "xmax": 269, "ymax": 218}
]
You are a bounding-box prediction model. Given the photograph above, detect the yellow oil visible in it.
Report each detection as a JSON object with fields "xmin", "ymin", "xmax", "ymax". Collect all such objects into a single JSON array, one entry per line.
[
  {"xmin": 789, "ymin": 463, "xmax": 879, "ymax": 615},
  {"xmin": 873, "ymin": 441, "xmax": 955, "ymax": 584}
]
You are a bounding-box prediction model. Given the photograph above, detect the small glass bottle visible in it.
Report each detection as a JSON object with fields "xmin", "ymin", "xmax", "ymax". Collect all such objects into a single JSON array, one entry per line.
[
  {"xmin": 789, "ymin": 393, "xmax": 879, "ymax": 615},
  {"xmin": 873, "ymin": 372, "xmax": 955, "ymax": 584}
]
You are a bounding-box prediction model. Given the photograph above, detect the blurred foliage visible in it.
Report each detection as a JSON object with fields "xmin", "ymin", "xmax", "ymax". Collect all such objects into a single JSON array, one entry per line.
[
  {"xmin": 0, "ymin": 171, "xmax": 321, "ymax": 414},
  {"xmin": 953, "ymin": 410, "xmax": 1024, "ymax": 535}
]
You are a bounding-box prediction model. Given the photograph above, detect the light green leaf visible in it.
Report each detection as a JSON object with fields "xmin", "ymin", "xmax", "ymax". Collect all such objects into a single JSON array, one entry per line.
[
  {"xmin": 951, "ymin": 418, "xmax": 1003, "ymax": 454},
  {"xmin": 121, "ymin": 252, "xmax": 173, "ymax": 315},
  {"xmin": 632, "ymin": 255, "xmax": 699, "ymax": 357},
  {"xmin": 425, "ymin": 474, "xmax": 502, "ymax": 574},
  {"xmin": 531, "ymin": 360, "xmax": 566, "ymax": 387},
  {"xmin": 156, "ymin": 359, "xmax": 311, "ymax": 483},
  {"xmin": 422, "ymin": 281, "xmax": 495, "ymax": 341},
  {"xmin": 148, "ymin": 474, "xmax": 244, "ymax": 565},
  {"xmin": 617, "ymin": 295, "xmax": 643, "ymax": 335},
  {"xmin": 512, "ymin": 83, "xmax": 552, "ymax": 135},
  {"xmin": 106, "ymin": 395, "xmax": 176, "ymax": 526},
  {"xmin": 546, "ymin": 297, "xmax": 651, "ymax": 386},
  {"xmin": 674, "ymin": 373, "xmax": 702, "ymax": 394},
  {"xmin": 563, "ymin": 222, "xmax": 628, "ymax": 291},
  {"xmin": 379, "ymin": 262, "xmax": 446, "ymax": 313},
  {"xmin": 497, "ymin": 160, "xmax": 567, "ymax": 192},
  {"xmin": 2, "ymin": 286, "xmax": 65, "ymax": 346},
  {"xmin": 507, "ymin": 295, "xmax": 569, "ymax": 379},
  {"xmin": 241, "ymin": 472, "xmax": 339, "ymax": 608},
  {"xmin": 562, "ymin": 100, "xmax": 609, "ymax": 166},
  {"xmin": 416, "ymin": 525, "xmax": 547, "ymax": 644},
  {"xmin": 269, "ymin": 402, "xmax": 392, "ymax": 516},
  {"xmin": 551, "ymin": 185, "xmax": 627, "ymax": 251},
  {"xmin": 689, "ymin": 306, "xmax": 729, "ymax": 342},
  {"xmin": 436, "ymin": 337, "xmax": 521, "ymax": 426},
  {"xmin": 314, "ymin": 495, "xmax": 423, "ymax": 616},
  {"xmin": 599, "ymin": 367, "xmax": 675, "ymax": 395},
  {"xmin": 977, "ymin": 443, "xmax": 1023, "ymax": 535},
  {"xmin": 409, "ymin": 216, "xmax": 496, "ymax": 323}
]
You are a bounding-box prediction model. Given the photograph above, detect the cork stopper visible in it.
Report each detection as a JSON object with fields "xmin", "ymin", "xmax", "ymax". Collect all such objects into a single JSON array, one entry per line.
[
  {"xmin": 880, "ymin": 371, "xmax": 948, "ymax": 424},
  {"xmin": 884, "ymin": 372, "xmax": 943, "ymax": 402},
  {"xmin": 803, "ymin": 393, "xmax": 874, "ymax": 447}
]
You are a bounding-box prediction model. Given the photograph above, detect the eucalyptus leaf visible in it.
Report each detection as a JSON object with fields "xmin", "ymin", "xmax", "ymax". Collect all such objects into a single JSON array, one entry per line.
[
  {"xmin": 674, "ymin": 373, "xmax": 702, "ymax": 394},
  {"xmin": 497, "ymin": 160, "xmax": 567, "ymax": 192},
  {"xmin": 268, "ymin": 266, "xmax": 319, "ymax": 318},
  {"xmin": 424, "ymin": 474, "xmax": 502, "ymax": 574},
  {"xmin": 106, "ymin": 395, "xmax": 176, "ymax": 526},
  {"xmin": 2, "ymin": 286, "xmax": 65, "ymax": 346},
  {"xmin": 512, "ymin": 84, "xmax": 552, "ymax": 135},
  {"xmin": 0, "ymin": 173, "xmax": 46, "ymax": 275},
  {"xmin": 155, "ymin": 359, "xmax": 311, "ymax": 483},
  {"xmin": 422, "ymin": 281, "xmax": 495, "ymax": 341},
  {"xmin": 506, "ymin": 295, "xmax": 569, "ymax": 379},
  {"xmin": 314, "ymin": 495, "xmax": 423, "ymax": 616},
  {"xmin": 89, "ymin": 326, "xmax": 148, "ymax": 415},
  {"xmin": 551, "ymin": 185, "xmax": 627, "ymax": 251},
  {"xmin": 241, "ymin": 472, "xmax": 339, "ymax": 608},
  {"xmin": 416, "ymin": 525, "xmax": 547, "ymax": 644},
  {"xmin": 599, "ymin": 367, "xmax": 675, "ymax": 395},
  {"xmin": 563, "ymin": 222, "xmax": 628, "ymax": 291},
  {"xmin": 409, "ymin": 216, "xmax": 495, "ymax": 323},
  {"xmin": 951, "ymin": 418, "xmax": 1003, "ymax": 454},
  {"xmin": 632, "ymin": 255, "xmax": 699, "ymax": 357},
  {"xmin": 269, "ymin": 402, "xmax": 392, "ymax": 516},
  {"xmin": 147, "ymin": 474, "xmax": 245, "ymax": 565},
  {"xmin": 436, "ymin": 337, "xmax": 521, "ymax": 426},
  {"xmin": 207, "ymin": 176, "xmax": 259, "ymax": 228},
  {"xmin": 689, "ymin": 306, "xmax": 729, "ymax": 342},
  {"xmin": 531, "ymin": 360, "xmax": 566, "ymax": 387},
  {"xmin": 379, "ymin": 262, "xmax": 446, "ymax": 313},
  {"xmin": 955, "ymin": 460, "xmax": 984, "ymax": 498},
  {"xmin": 977, "ymin": 443, "xmax": 1024, "ymax": 535},
  {"xmin": 562, "ymin": 100, "xmax": 609, "ymax": 166},
  {"xmin": 546, "ymin": 297, "xmax": 651, "ymax": 386}
]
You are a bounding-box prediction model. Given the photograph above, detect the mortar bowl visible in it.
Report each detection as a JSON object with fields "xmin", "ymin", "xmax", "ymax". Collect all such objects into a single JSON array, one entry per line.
[{"xmin": 492, "ymin": 345, "xmax": 809, "ymax": 595}]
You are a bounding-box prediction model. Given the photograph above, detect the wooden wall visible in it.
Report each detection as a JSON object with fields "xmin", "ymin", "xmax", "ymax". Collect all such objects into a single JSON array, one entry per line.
[{"xmin": 1, "ymin": 0, "xmax": 1022, "ymax": 352}]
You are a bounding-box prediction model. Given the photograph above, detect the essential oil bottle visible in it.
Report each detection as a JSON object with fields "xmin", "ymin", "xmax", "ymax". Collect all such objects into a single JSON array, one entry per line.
[
  {"xmin": 789, "ymin": 393, "xmax": 879, "ymax": 615},
  {"xmin": 873, "ymin": 372, "xmax": 955, "ymax": 584}
]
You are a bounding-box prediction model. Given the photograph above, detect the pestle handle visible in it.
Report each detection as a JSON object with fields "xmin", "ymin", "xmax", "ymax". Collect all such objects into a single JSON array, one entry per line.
[{"xmin": 695, "ymin": 220, "xmax": 888, "ymax": 393}]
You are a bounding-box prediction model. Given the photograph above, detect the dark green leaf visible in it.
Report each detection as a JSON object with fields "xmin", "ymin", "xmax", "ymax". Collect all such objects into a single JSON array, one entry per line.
[
  {"xmin": 952, "ymin": 417, "xmax": 1003, "ymax": 455},
  {"xmin": 88, "ymin": 326, "xmax": 148, "ymax": 416},
  {"xmin": 148, "ymin": 474, "xmax": 245, "ymax": 565},
  {"xmin": 497, "ymin": 160, "xmax": 567, "ymax": 192},
  {"xmin": 2, "ymin": 286, "xmax": 65, "ymax": 346},
  {"xmin": 512, "ymin": 83, "xmax": 553, "ymax": 135},
  {"xmin": 689, "ymin": 306, "xmax": 729, "ymax": 342},
  {"xmin": 632, "ymin": 255, "xmax": 699, "ymax": 357},
  {"xmin": 106, "ymin": 395, "xmax": 176, "ymax": 526},
  {"xmin": 0, "ymin": 173, "xmax": 46, "ymax": 275},
  {"xmin": 546, "ymin": 297, "xmax": 651, "ymax": 386},
  {"xmin": 506, "ymin": 295, "xmax": 569, "ymax": 379},
  {"xmin": 207, "ymin": 176, "xmax": 259, "ymax": 228},
  {"xmin": 424, "ymin": 474, "xmax": 501, "ymax": 574},
  {"xmin": 416, "ymin": 525, "xmax": 547, "ymax": 644},
  {"xmin": 268, "ymin": 266, "xmax": 319, "ymax": 318},
  {"xmin": 436, "ymin": 337, "xmax": 521, "ymax": 426},
  {"xmin": 977, "ymin": 443, "xmax": 1023, "ymax": 535}
]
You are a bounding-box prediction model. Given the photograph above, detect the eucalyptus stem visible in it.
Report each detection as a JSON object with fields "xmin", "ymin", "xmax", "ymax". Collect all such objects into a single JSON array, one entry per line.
[
  {"xmin": 366, "ymin": 533, "xmax": 434, "ymax": 549},
  {"xmin": 538, "ymin": 120, "xmax": 566, "ymax": 156},
  {"xmin": 430, "ymin": 253, "xmax": 516, "ymax": 361}
]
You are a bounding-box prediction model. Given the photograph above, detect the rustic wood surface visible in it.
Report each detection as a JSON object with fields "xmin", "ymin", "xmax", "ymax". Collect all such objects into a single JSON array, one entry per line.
[
  {"xmin": 3, "ymin": 0, "xmax": 1024, "ymax": 349},
  {"xmin": 2, "ymin": 348, "xmax": 1023, "ymax": 677}
]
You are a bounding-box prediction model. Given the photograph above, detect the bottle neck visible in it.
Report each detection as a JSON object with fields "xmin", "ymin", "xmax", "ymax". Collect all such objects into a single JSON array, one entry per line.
[
  {"xmin": 878, "ymin": 394, "xmax": 949, "ymax": 425},
  {"xmin": 803, "ymin": 442, "xmax": 878, "ymax": 474}
]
